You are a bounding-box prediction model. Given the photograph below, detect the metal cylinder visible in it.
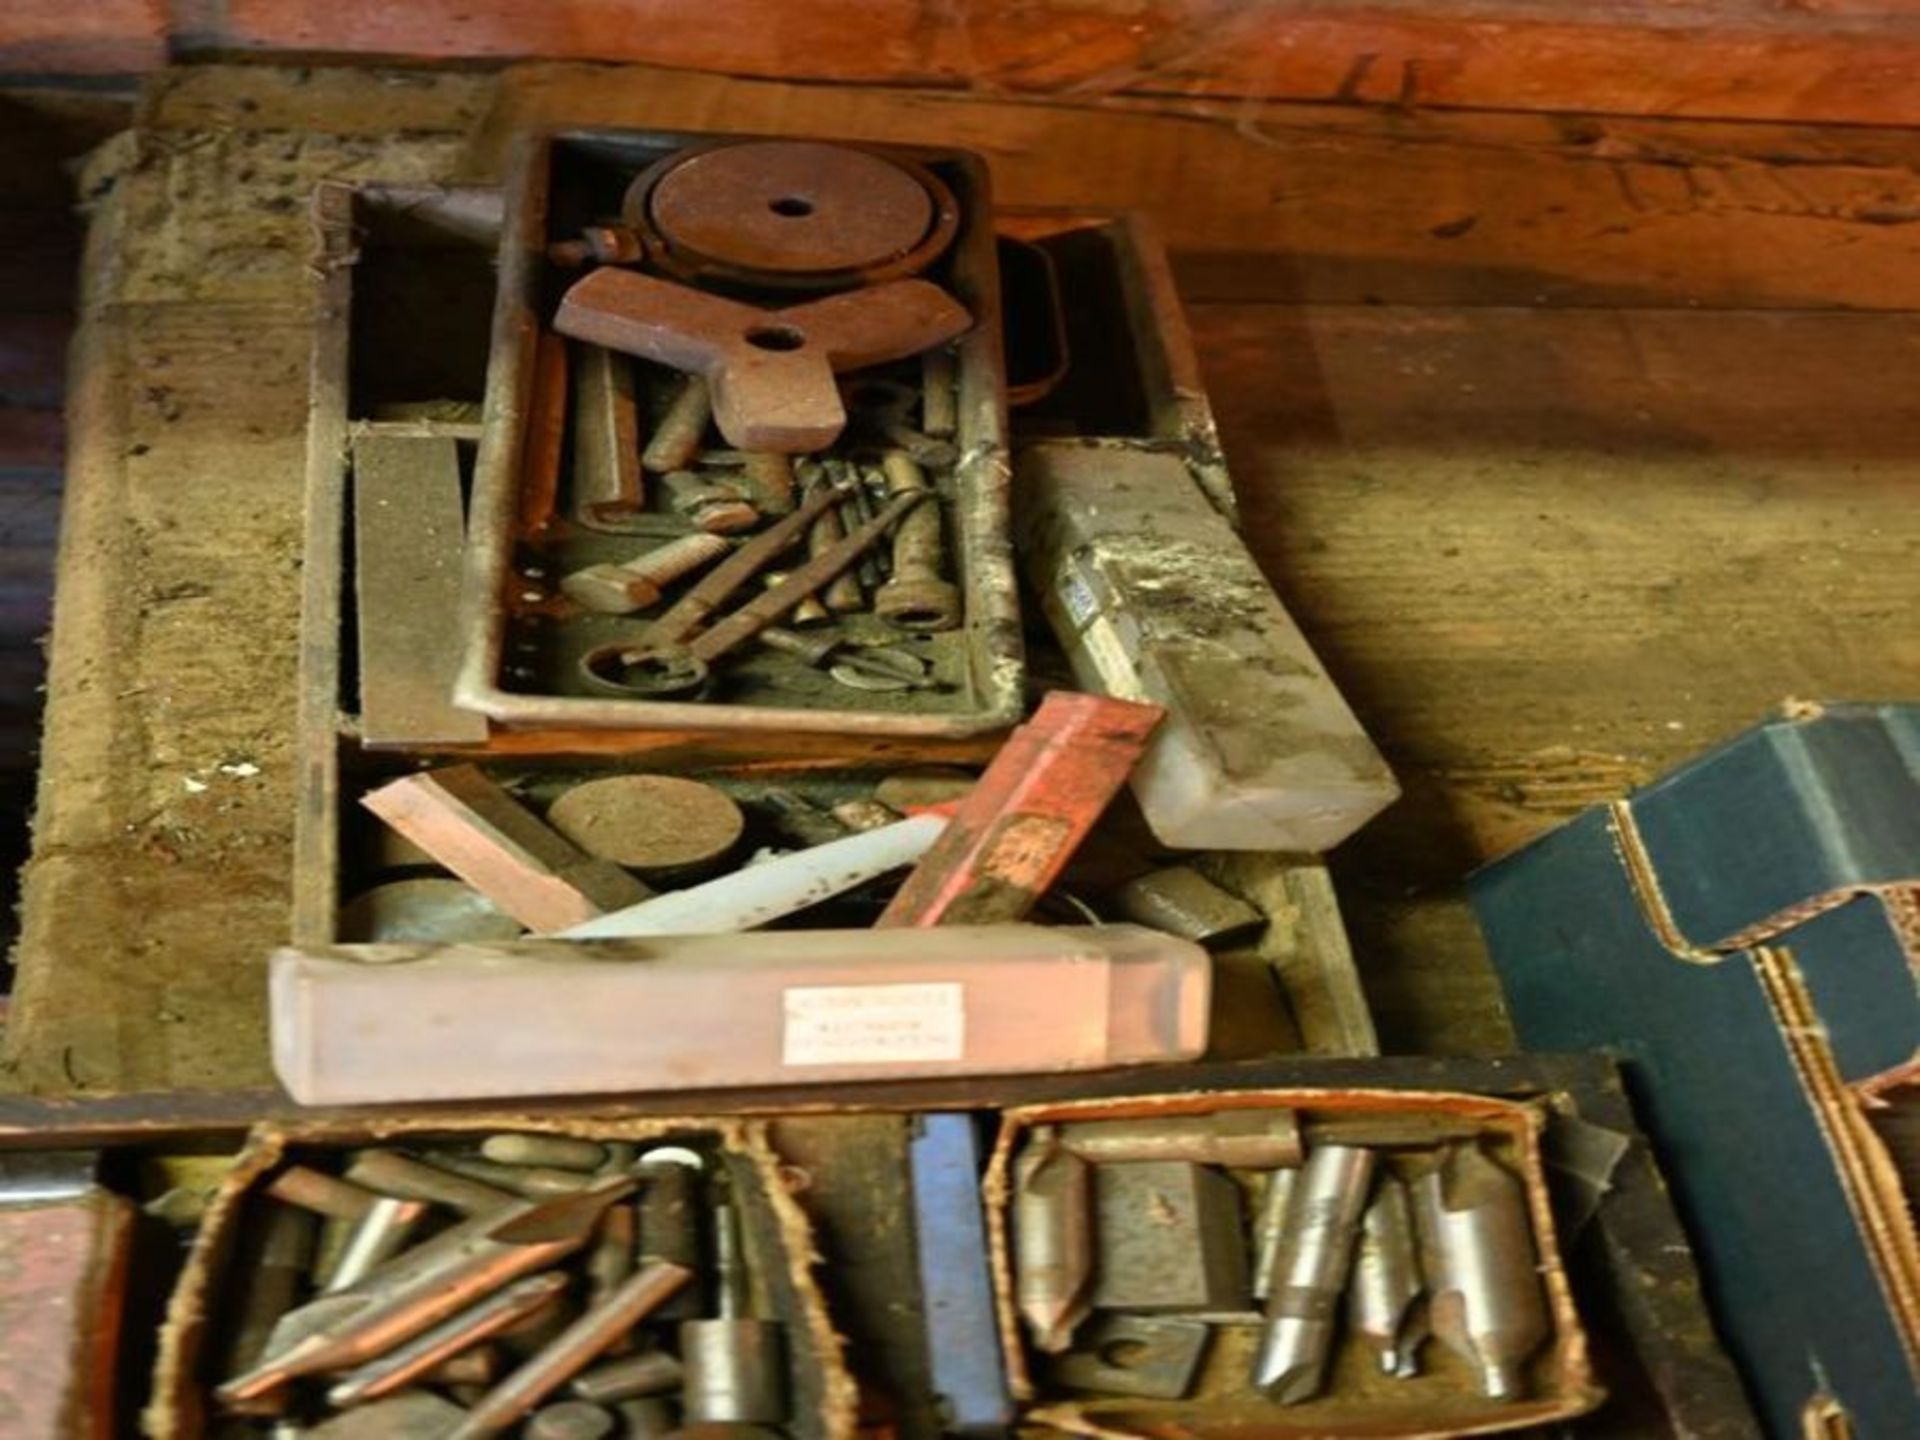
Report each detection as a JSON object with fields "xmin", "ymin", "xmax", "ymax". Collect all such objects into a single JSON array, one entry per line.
[
  {"xmin": 483, "ymin": 1134, "xmax": 610, "ymax": 1172},
  {"xmin": 679, "ymin": 1319, "xmax": 786, "ymax": 1424},
  {"xmin": 1353, "ymin": 1172, "xmax": 1425, "ymax": 1378},
  {"xmin": 1012, "ymin": 1126, "xmax": 1092, "ymax": 1354},
  {"xmin": 527, "ymin": 1400, "xmax": 617, "ymax": 1440},
  {"xmin": 323, "ymin": 1195, "xmax": 431, "ymax": 1293},
  {"xmin": 571, "ymin": 1349, "xmax": 683, "ymax": 1404},
  {"xmin": 636, "ymin": 1157, "xmax": 705, "ymax": 1320}
]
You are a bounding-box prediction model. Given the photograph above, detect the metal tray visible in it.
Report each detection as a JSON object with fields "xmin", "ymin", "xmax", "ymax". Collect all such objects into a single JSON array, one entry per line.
[{"xmin": 454, "ymin": 129, "xmax": 1023, "ymax": 739}]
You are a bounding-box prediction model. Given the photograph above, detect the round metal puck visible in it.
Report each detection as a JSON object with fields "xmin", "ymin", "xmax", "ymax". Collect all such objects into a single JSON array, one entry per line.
[
  {"xmin": 651, "ymin": 141, "xmax": 932, "ymax": 276},
  {"xmin": 627, "ymin": 141, "xmax": 960, "ymax": 289},
  {"xmin": 547, "ymin": 775, "xmax": 746, "ymax": 874},
  {"xmin": 338, "ymin": 878, "xmax": 523, "ymax": 943}
]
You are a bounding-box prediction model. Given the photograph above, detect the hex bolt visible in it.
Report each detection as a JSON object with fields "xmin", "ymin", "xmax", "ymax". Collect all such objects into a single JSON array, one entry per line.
[
  {"xmin": 874, "ymin": 450, "xmax": 962, "ymax": 631},
  {"xmin": 661, "ymin": 471, "xmax": 761, "ymax": 535},
  {"xmin": 642, "ymin": 376, "xmax": 712, "ymax": 473},
  {"xmin": 562, "ymin": 532, "xmax": 735, "ymax": 615}
]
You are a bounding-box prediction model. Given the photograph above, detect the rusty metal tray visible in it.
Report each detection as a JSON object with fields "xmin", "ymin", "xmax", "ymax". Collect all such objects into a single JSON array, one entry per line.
[{"xmin": 452, "ymin": 129, "xmax": 1023, "ymax": 739}]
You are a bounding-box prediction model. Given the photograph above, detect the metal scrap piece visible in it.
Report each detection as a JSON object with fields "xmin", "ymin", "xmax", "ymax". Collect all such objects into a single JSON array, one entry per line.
[{"xmin": 554, "ymin": 267, "xmax": 972, "ymax": 452}]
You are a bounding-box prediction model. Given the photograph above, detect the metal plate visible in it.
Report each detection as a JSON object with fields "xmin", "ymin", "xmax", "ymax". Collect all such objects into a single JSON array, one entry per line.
[{"xmin": 650, "ymin": 141, "xmax": 933, "ymax": 277}]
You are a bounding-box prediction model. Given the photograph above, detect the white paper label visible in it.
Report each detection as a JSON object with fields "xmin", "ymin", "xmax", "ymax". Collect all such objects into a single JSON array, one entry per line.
[{"xmin": 782, "ymin": 982, "xmax": 965, "ymax": 1066}]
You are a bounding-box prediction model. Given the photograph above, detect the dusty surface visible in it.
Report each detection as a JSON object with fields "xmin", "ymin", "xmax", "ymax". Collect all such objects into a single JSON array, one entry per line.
[{"xmin": 9, "ymin": 62, "xmax": 1920, "ymax": 1090}]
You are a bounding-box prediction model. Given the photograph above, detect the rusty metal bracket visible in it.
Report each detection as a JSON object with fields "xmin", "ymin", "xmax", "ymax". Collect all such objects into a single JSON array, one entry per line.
[{"xmin": 554, "ymin": 267, "xmax": 972, "ymax": 453}]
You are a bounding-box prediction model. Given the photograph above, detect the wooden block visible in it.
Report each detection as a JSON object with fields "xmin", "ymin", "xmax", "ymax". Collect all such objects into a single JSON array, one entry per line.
[
  {"xmin": 351, "ymin": 432, "xmax": 489, "ymax": 746},
  {"xmin": 360, "ymin": 764, "xmax": 651, "ymax": 932}
]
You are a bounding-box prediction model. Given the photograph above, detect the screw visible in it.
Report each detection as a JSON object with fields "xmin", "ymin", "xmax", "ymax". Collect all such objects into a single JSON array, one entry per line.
[
  {"xmin": 561, "ymin": 532, "xmax": 734, "ymax": 615},
  {"xmin": 874, "ymin": 450, "xmax": 961, "ymax": 631},
  {"xmin": 797, "ymin": 461, "xmax": 865, "ymax": 615}
]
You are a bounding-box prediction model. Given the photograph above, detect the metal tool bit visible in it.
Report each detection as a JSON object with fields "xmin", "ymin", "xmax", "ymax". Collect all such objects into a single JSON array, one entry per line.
[
  {"xmin": 1088, "ymin": 1160, "xmax": 1251, "ymax": 1313},
  {"xmin": 483, "ymin": 1135, "xmax": 610, "ymax": 1173},
  {"xmin": 800, "ymin": 465, "xmax": 865, "ymax": 614},
  {"xmin": 429, "ymin": 1152, "xmax": 599, "ymax": 1198},
  {"xmin": 422, "ymin": 1341, "xmax": 502, "ymax": 1387},
  {"xmin": 610, "ymin": 1396, "xmax": 678, "ymax": 1438},
  {"xmin": 325, "ymin": 1271, "xmax": 569, "ymax": 1408},
  {"xmin": 921, "ymin": 347, "xmax": 958, "ymax": 438},
  {"xmin": 527, "ymin": 1399, "xmax": 618, "ymax": 1440},
  {"xmin": 570, "ymin": 1348, "xmax": 684, "ymax": 1403},
  {"xmin": 1254, "ymin": 1144, "xmax": 1376, "ymax": 1404},
  {"xmin": 874, "ymin": 449, "xmax": 961, "ymax": 631},
  {"xmin": 835, "ymin": 460, "xmax": 885, "ymax": 588},
  {"xmin": 219, "ymin": 1178, "xmax": 635, "ymax": 1405},
  {"xmin": 265, "ymin": 1165, "xmax": 381, "ymax": 1221},
  {"xmin": 449, "ymin": 1260, "xmax": 694, "ymax": 1438},
  {"xmin": 1012, "ymin": 1126, "xmax": 1093, "ymax": 1354},
  {"xmin": 221, "ymin": 1200, "xmax": 317, "ymax": 1395},
  {"xmin": 585, "ymin": 1205, "xmax": 638, "ymax": 1314},
  {"xmin": 760, "ymin": 574, "xmax": 829, "ymax": 627},
  {"xmin": 1412, "ymin": 1143, "xmax": 1550, "ymax": 1402},
  {"xmin": 636, "ymin": 1153, "xmax": 706, "ymax": 1321},
  {"xmin": 1354, "ymin": 1172, "xmax": 1426, "ymax": 1378},
  {"xmin": 760, "ymin": 788, "xmax": 853, "ymax": 847},
  {"xmin": 1059, "ymin": 1109, "xmax": 1301, "ymax": 1169},
  {"xmin": 1112, "ymin": 865, "xmax": 1267, "ymax": 949},
  {"xmin": 679, "ymin": 1200, "xmax": 788, "ymax": 1424},
  {"xmin": 307, "ymin": 1390, "xmax": 468, "ymax": 1439},
  {"xmin": 1250, "ymin": 1167, "xmax": 1296, "ymax": 1304},
  {"xmin": 323, "ymin": 1196, "xmax": 432, "ymax": 1294},
  {"xmin": 1050, "ymin": 1314, "xmax": 1210, "ymax": 1399},
  {"xmin": 345, "ymin": 1150, "xmax": 517, "ymax": 1215},
  {"xmin": 571, "ymin": 343, "xmax": 645, "ymax": 530},
  {"xmin": 642, "ymin": 375, "xmax": 712, "ymax": 474}
]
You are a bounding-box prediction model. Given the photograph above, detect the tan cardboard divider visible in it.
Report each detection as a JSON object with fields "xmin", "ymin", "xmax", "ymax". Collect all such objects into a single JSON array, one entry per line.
[
  {"xmin": 984, "ymin": 1089, "xmax": 1601, "ymax": 1439},
  {"xmin": 147, "ymin": 1114, "xmax": 858, "ymax": 1439}
]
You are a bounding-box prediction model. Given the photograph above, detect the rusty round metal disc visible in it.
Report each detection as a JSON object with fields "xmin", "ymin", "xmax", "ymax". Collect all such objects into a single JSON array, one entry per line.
[
  {"xmin": 547, "ymin": 775, "xmax": 746, "ymax": 874},
  {"xmin": 649, "ymin": 141, "xmax": 935, "ymax": 278}
]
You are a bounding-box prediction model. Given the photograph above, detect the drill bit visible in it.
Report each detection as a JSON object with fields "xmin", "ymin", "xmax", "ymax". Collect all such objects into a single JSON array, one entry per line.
[
  {"xmin": 1253, "ymin": 1144, "xmax": 1375, "ymax": 1404},
  {"xmin": 1012, "ymin": 1126, "xmax": 1092, "ymax": 1354},
  {"xmin": 1352, "ymin": 1172, "xmax": 1425, "ymax": 1377},
  {"xmin": 1412, "ymin": 1142, "xmax": 1550, "ymax": 1402}
]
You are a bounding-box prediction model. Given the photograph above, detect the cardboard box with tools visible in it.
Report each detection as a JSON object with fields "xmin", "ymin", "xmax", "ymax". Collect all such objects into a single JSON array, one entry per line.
[
  {"xmin": 149, "ymin": 1117, "xmax": 854, "ymax": 1439},
  {"xmin": 982, "ymin": 1089, "xmax": 1603, "ymax": 1436},
  {"xmin": 1471, "ymin": 701, "xmax": 1920, "ymax": 1438}
]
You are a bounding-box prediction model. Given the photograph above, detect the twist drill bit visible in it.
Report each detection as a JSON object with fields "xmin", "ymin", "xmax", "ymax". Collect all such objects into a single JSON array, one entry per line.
[
  {"xmin": 1352, "ymin": 1173, "xmax": 1426, "ymax": 1378},
  {"xmin": 1412, "ymin": 1142, "xmax": 1550, "ymax": 1402},
  {"xmin": 1253, "ymin": 1144, "xmax": 1376, "ymax": 1404},
  {"xmin": 1012, "ymin": 1126, "xmax": 1092, "ymax": 1354}
]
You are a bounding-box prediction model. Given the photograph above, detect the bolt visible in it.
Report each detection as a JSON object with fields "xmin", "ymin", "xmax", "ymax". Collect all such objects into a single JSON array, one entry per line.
[
  {"xmin": 736, "ymin": 451, "xmax": 796, "ymax": 516},
  {"xmin": 548, "ymin": 225, "xmax": 644, "ymax": 269},
  {"xmin": 643, "ymin": 376, "xmax": 712, "ymax": 473},
  {"xmin": 662, "ymin": 471, "xmax": 760, "ymax": 535},
  {"xmin": 874, "ymin": 450, "xmax": 961, "ymax": 631},
  {"xmin": 561, "ymin": 532, "xmax": 734, "ymax": 615},
  {"xmin": 797, "ymin": 462, "xmax": 865, "ymax": 614}
]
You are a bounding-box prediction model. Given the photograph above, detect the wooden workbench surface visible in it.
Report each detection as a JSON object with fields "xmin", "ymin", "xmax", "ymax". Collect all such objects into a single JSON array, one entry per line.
[{"xmin": 8, "ymin": 62, "xmax": 1920, "ymax": 1093}]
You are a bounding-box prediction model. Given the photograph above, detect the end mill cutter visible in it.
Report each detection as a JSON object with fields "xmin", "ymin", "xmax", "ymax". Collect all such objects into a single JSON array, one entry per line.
[
  {"xmin": 1253, "ymin": 1144, "xmax": 1376, "ymax": 1404},
  {"xmin": 1012, "ymin": 1126, "xmax": 1093, "ymax": 1354},
  {"xmin": 1412, "ymin": 1142, "xmax": 1550, "ymax": 1402},
  {"xmin": 1352, "ymin": 1173, "xmax": 1425, "ymax": 1378}
]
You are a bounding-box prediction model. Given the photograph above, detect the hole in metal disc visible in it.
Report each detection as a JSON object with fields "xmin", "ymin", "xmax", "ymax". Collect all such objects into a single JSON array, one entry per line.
[
  {"xmin": 745, "ymin": 325, "xmax": 806, "ymax": 352},
  {"xmin": 769, "ymin": 195, "xmax": 815, "ymax": 217}
]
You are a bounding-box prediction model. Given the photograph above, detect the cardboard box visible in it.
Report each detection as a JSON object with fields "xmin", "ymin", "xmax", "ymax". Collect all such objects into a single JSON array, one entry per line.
[
  {"xmin": 1470, "ymin": 701, "xmax": 1920, "ymax": 1438},
  {"xmin": 982, "ymin": 1088, "xmax": 1603, "ymax": 1436},
  {"xmin": 146, "ymin": 1115, "xmax": 856, "ymax": 1439}
]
